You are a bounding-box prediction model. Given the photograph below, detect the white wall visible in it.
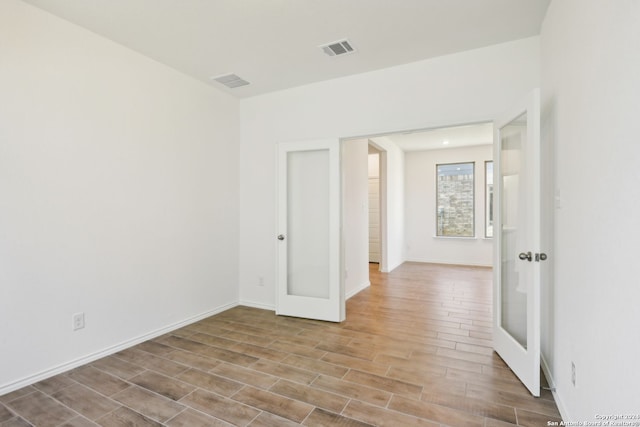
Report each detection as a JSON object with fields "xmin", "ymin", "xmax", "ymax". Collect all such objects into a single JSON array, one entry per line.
[
  {"xmin": 238, "ymin": 36, "xmax": 540, "ymax": 309},
  {"xmin": 405, "ymin": 145, "xmax": 493, "ymax": 266},
  {"xmin": 0, "ymin": 0, "xmax": 240, "ymax": 393},
  {"xmin": 541, "ymin": 0, "xmax": 640, "ymax": 420},
  {"xmin": 342, "ymin": 139, "xmax": 370, "ymax": 298},
  {"xmin": 368, "ymin": 137, "xmax": 406, "ymax": 273}
]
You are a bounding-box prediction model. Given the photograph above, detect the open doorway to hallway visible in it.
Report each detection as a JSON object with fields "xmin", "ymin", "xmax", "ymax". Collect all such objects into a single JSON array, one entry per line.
[
  {"xmin": 367, "ymin": 146, "xmax": 382, "ymax": 267},
  {"xmin": 343, "ymin": 122, "xmax": 495, "ymax": 300}
]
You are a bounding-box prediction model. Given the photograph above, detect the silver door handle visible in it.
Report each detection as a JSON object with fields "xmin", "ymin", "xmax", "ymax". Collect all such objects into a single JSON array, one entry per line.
[
  {"xmin": 518, "ymin": 251, "xmax": 532, "ymax": 262},
  {"xmin": 277, "ymin": 234, "xmax": 285, "ymax": 241}
]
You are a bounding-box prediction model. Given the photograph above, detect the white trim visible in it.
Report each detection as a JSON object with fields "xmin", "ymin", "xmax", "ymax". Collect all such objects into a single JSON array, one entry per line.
[
  {"xmin": 248, "ymin": 278, "xmax": 369, "ymax": 309},
  {"xmin": 405, "ymin": 257, "xmax": 492, "ymax": 268},
  {"xmin": 541, "ymin": 355, "xmax": 568, "ymax": 422},
  {"xmin": 346, "ymin": 281, "xmax": 371, "ymax": 300},
  {"xmin": 432, "ymin": 235, "xmax": 477, "ymax": 240},
  {"xmin": 383, "ymin": 259, "xmax": 404, "ymax": 273},
  {"xmin": 540, "ymin": 354, "xmax": 556, "ymax": 390},
  {"xmin": 0, "ymin": 302, "xmax": 238, "ymax": 396},
  {"xmin": 239, "ymin": 300, "xmax": 276, "ymax": 311}
]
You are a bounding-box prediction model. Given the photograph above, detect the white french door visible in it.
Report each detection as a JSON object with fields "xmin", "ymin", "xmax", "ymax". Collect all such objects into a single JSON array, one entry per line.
[
  {"xmin": 276, "ymin": 139, "xmax": 344, "ymax": 322},
  {"xmin": 493, "ymin": 89, "xmax": 543, "ymax": 396}
]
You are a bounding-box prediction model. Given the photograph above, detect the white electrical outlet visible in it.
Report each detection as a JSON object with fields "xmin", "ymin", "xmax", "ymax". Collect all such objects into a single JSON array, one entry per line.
[
  {"xmin": 258, "ymin": 276, "xmax": 264, "ymax": 287},
  {"xmin": 73, "ymin": 312, "xmax": 85, "ymax": 331},
  {"xmin": 571, "ymin": 361, "xmax": 576, "ymax": 387}
]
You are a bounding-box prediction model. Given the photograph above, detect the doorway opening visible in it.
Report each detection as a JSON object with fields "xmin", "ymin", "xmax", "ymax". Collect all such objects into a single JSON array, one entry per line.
[
  {"xmin": 367, "ymin": 145, "xmax": 382, "ymax": 267},
  {"xmin": 342, "ymin": 121, "xmax": 494, "ymax": 302}
]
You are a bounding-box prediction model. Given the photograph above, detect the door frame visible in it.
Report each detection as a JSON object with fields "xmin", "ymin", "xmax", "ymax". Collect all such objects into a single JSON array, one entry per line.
[{"xmin": 366, "ymin": 141, "xmax": 388, "ymax": 273}]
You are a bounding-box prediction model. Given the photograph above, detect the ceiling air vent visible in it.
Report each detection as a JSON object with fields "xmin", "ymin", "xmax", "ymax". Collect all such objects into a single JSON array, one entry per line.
[
  {"xmin": 211, "ymin": 73, "xmax": 250, "ymax": 88},
  {"xmin": 319, "ymin": 39, "xmax": 356, "ymax": 57}
]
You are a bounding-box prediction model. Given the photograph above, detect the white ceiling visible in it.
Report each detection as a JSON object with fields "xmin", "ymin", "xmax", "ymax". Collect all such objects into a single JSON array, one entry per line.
[
  {"xmin": 375, "ymin": 122, "xmax": 494, "ymax": 152},
  {"xmin": 22, "ymin": 0, "xmax": 550, "ymax": 98}
]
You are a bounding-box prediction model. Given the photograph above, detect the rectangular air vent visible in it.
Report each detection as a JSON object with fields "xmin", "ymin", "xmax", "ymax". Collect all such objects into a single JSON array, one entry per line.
[
  {"xmin": 211, "ymin": 73, "xmax": 250, "ymax": 88},
  {"xmin": 319, "ymin": 39, "xmax": 356, "ymax": 57}
]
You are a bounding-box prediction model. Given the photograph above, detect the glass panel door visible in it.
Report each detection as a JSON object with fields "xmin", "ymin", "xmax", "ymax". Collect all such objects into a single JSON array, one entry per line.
[
  {"xmin": 287, "ymin": 149, "xmax": 330, "ymax": 298},
  {"xmin": 500, "ymin": 113, "xmax": 528, "ymax": 349},
  {"xmin": 276, "ymin": 139, "xmax": 344, "ymax": 322},
  {"xmin": 493, "ymin": 90, "xmax": 541, "ymax": 397}
]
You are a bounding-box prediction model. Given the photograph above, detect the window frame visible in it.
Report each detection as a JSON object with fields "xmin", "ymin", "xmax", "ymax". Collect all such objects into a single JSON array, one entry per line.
[{"xmin": 435, "ymin": 161, "xmax": 475, "ymax": 238}]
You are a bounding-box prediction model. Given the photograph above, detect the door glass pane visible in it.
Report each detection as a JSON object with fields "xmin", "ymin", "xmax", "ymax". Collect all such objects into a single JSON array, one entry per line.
[
  {"xmin": 287, "ymin": 149, "xmax": 330, "ymax": 298},
  {"xmin": 500, "ymin": 112, "xmax": 528, "ymax": 349},
  {"xmin": 485, "ymin": 161, "xmax": 494, "ymax": 238}
]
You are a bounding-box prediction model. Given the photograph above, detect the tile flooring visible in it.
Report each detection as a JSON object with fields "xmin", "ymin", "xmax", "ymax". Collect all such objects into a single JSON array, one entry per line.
[{"xmin": 0, "ymin": 262, "xmax": 562, "ymax": 426}]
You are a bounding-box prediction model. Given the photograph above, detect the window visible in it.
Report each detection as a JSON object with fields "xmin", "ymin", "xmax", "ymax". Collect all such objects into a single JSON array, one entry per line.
[
  {"xmin": 436, "ymin": 162, "xmax": 474, "ymax": 237},
  {"xmin": 485, "ymin": 161, "xmax": 494, "ymax": 238}
]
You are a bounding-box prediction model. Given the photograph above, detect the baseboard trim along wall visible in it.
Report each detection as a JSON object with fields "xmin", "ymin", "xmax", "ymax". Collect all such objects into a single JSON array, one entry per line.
[
  {"xmin": 346, "ymin": 281, "xmax": 371, "ymax": 300},
  {"xmin": 541, "ymin": 355, "xmax": 568, "ymax": 422},
  {"xmin": 238, "ymin": 300, "xmax": 276, "ymax": 311},
  {"xmin": 0, "ymin": 301, "xmax": 239, "ymax": 396},
  {"xmin": 405, "ymin": 257, "xmax": 492, "ymax": 268},
  {"xmin": 240, "ymin": 281, "xmax": 371, "ymax": 314}
]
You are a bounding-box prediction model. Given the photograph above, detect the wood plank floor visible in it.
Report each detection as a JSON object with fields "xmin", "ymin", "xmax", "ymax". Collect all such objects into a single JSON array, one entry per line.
[{"xmin": 0, "ymin": 262, "xmax": 562, "ymax": 426}]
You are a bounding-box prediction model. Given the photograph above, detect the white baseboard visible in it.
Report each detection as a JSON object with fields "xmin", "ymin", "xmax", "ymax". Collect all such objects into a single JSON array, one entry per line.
[
  {"xmin": 384, "ymin": 260, "xmax": 404, "ymax": 273},
  {"xmin": 0, "ymin": 301, "xmax": 238, "ymax": 396},
  {"xmin": 238, "ymin": 300, "xmax": 275, "ymax": 311},
  {"xmin": 239, "ymin": 282, "xmax": 371, "ymax": 311},
  {"xmin": 541, "ymin": 354, "xmax": 569, "ymax": 422},
  {"xmin": 346, "ymin": 281, "xmax": 370, "ymax": 300},
  {"xmin": 404, "ymin": 257, "xmax": 492, "ymax": 268}
]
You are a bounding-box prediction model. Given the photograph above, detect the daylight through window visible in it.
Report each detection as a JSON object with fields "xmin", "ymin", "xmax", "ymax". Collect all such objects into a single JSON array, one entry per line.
[{"xmin": 436, "ymin": 162, "xmax": 475, "ymax": 237}]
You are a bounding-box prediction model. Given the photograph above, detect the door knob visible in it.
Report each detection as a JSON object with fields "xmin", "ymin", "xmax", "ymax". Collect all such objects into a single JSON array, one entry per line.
[
  {"xmin": 518, "ymin": 251, "xmax": 532, "ymax": 262},
  {"xmin": 277, "ymin": 234, "xmax": 285, "ymax": 241},
  {"xmin": 539, "ymin": 253, "xmax": 547, "ymax": 261}
]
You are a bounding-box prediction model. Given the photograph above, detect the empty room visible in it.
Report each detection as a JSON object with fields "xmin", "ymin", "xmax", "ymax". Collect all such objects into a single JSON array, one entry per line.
[{"xmin": 1, "ymin": 1, "xmax": 639, "ymax": 426}]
